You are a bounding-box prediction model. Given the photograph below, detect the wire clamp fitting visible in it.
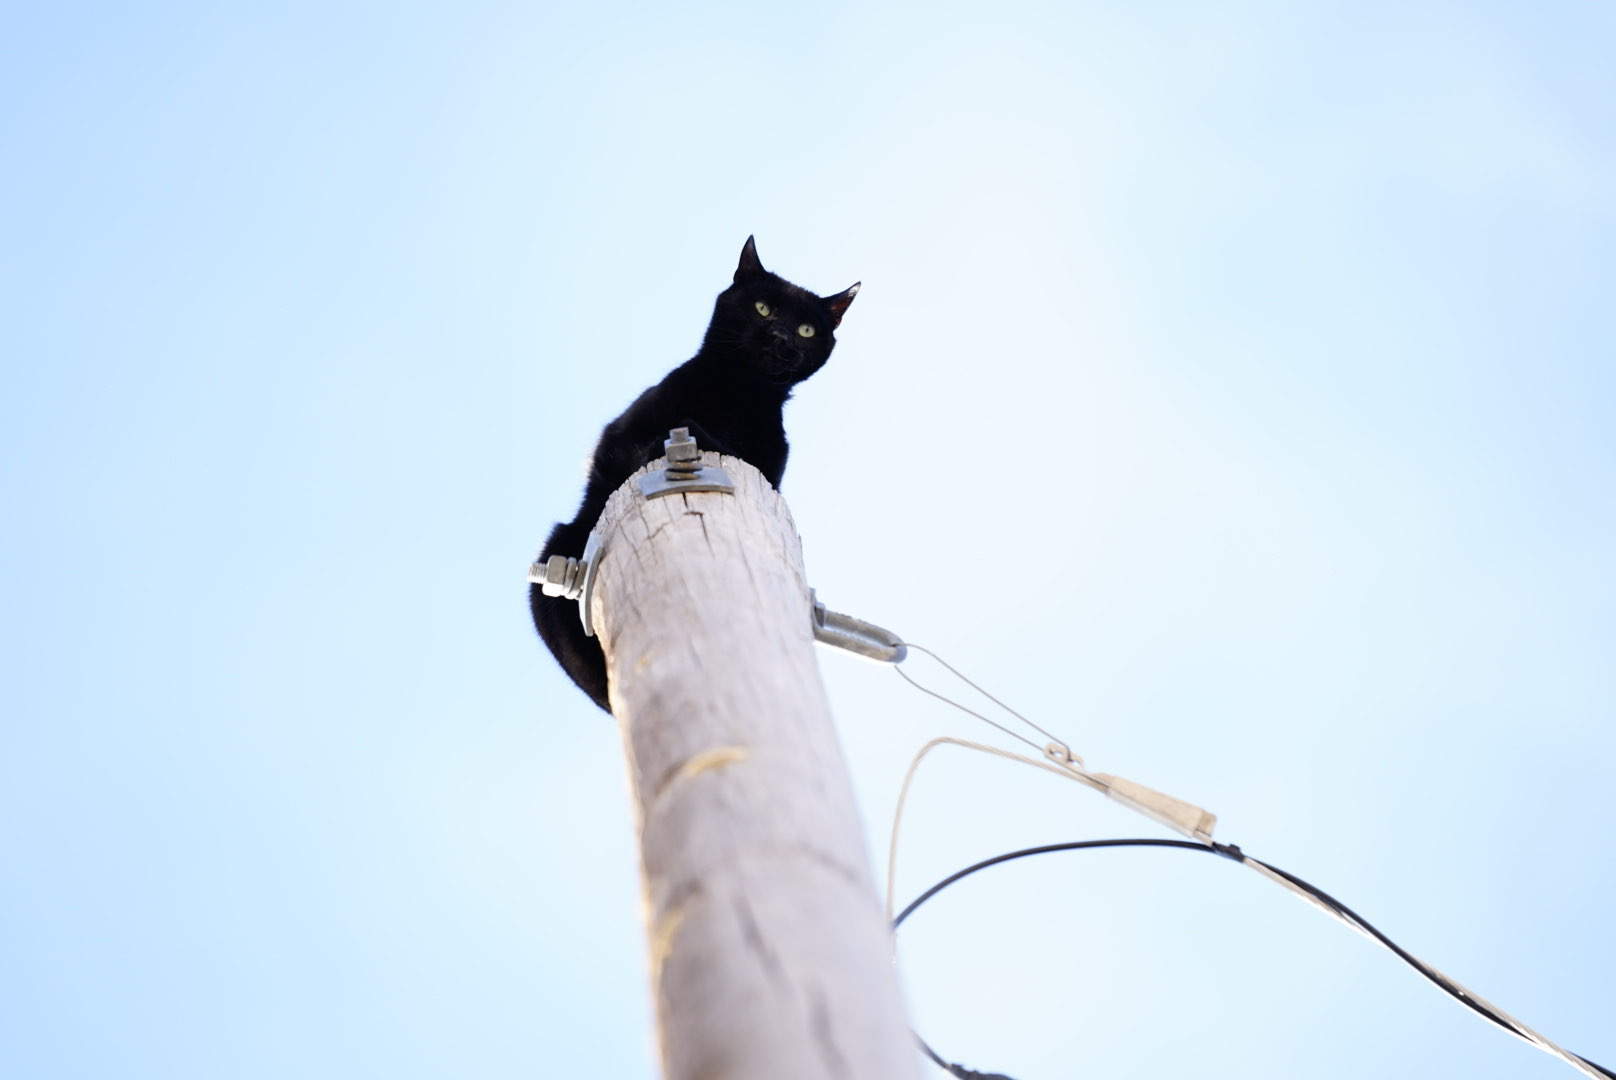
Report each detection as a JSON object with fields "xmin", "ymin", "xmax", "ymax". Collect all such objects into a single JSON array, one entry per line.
[
  {"xmin": 1042, "ymin": 741, "xmax": 1083, "ymax": 769},
  {"xmin": 810, "ymin": 590, "xmax": 907, "ymax": 663},
  {"xmin": 638, "ymin": 427, "xmax": 736, "ymax": 499}
]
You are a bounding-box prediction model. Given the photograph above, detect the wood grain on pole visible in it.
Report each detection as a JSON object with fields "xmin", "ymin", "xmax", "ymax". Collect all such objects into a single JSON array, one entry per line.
[{"xmin": 589, "ymin": 451, "xmax": 921, "ymax": 1080}]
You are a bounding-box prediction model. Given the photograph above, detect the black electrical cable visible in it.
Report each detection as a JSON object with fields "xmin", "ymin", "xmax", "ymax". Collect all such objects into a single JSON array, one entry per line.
[
  {"xmin": 894, "ymin": 838, "xmax": 1614, "ymax": 1080},
  {"xmin": 893, "ymin": 838, "xmax": 1231, "ymax": 931}
]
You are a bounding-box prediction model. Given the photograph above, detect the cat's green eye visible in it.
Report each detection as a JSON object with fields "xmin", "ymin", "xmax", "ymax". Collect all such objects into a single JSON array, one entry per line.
[
  {"xmin": 754, "ymin": 301, "xmax": 771, "ymax": 317},
  {"xmin": 797, "ymin": 324, "xmax": 815, "ymax": 338}
]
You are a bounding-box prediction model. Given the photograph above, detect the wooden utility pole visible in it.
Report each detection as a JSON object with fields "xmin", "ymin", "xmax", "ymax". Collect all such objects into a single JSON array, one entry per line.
[{"xmin": 585, "ymin": 446, "xmax": 922, "ymax": 1080}]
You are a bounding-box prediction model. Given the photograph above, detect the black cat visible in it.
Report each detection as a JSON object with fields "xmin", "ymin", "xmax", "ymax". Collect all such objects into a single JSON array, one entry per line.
[{"xmin": 530, "ymin": 237, "xmax": 860, "ymax": 712}]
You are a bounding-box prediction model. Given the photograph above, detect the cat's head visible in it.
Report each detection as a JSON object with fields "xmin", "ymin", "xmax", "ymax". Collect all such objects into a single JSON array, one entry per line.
[{"xmin": 705, "ymin": 236, "xmax": 859, "ymax": 386}]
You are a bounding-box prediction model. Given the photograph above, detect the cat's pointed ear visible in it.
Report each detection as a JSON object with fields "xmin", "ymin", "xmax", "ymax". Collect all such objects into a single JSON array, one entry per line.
[
  {"xmin": 823, "ymin": 282, "xmax": 860, "ymax": 328},
  {"xmin": 735, "ymin": 235, "xmax": 764, "ymax": 281}
]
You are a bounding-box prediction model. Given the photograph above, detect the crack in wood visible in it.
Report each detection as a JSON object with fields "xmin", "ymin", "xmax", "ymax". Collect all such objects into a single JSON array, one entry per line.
[
  {"xmin": 648, "ymin": 881, "xmax": 703, "ymax": 988},
  {"xmin": 650, "ymin": 745, "xmax": 749, "ymax": 807},
  {"xmin": 733, "ymin": 893, "xmax": 786, "ymax": 987},
  {"xmin": 809, "ymin": 986, "xmax": 852, "ymax": 1078}
]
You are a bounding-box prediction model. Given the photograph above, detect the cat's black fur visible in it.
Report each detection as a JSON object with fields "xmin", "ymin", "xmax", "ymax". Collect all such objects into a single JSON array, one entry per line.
[{"xmin": 531, "ymin": 237, "xmax": 859, "ymax": 712}]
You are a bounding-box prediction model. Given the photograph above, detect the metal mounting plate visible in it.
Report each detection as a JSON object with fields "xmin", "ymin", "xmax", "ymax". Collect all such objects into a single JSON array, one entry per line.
[{"xmin": 638, "ymin": 465, "xmax": 736, "ymax": 499}]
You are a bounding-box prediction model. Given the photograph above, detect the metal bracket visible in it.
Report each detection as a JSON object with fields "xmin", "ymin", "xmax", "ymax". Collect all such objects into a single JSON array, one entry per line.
[
  {"xmin": 527, "ymin": 528, "xmax": 604, "ymax": 638},
  {"xmin": 529, "ymin": 427, "xmax": 735, "ymax": 638},
  {"xmin": 810, "ymin": 590, "xmax": 907, "ymax": 664},
  {"xmin": 639, "ymin": 427, "xmax": 736, "ymax": 499}
]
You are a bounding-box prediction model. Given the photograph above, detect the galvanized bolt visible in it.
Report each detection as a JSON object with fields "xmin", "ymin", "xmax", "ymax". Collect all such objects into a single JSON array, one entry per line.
[
  {"xmin": 529, "ymin": 554, "xmax": 585, "ymax": 599},
  {"xmin": 664, "ymin": 427, "xmax": 702, "ymax": 481}
]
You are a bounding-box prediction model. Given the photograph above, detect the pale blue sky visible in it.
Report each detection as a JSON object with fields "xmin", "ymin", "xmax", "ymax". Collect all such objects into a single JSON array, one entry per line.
[{"xmin": 4, "ymin": 3, "xmax": 1612, "ymax": 1078}]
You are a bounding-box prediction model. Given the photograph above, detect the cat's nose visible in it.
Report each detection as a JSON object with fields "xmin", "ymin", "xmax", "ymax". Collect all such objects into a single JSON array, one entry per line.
[{"xmin": 769, "ymin": 326, "xmax": 791, "ymax": 344}]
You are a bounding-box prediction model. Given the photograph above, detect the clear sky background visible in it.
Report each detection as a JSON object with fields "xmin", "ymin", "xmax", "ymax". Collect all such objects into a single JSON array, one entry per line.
[{"xmin": 4, "ymin": 2, "xmax": 1612, "ymax": 1078}]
